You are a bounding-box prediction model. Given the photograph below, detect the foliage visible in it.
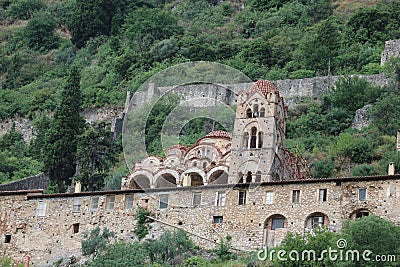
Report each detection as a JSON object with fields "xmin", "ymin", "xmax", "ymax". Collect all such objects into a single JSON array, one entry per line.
[
  {"xmin": 43, "ymin": 67, "xmax": 85, "ymax": 192},
  {"xmin": 85, "ymin": 241, "xmax": 147, "ymax": 267},
  {"xmin": 6, "ymin": 0, "xmax": 44, "ymax": 19},
  {"xmin": 75, "ymin": 121, "xmax": 119, "ymax": 191},
  {"xmin": 68, "ymin": 0, "xmax": 115, "ymax": 48},
  {"xmin": 340, "ymin": 215, "xmax": 400, "ymax": 267},
  {"xmin": 215, "ymin": 235, "xmax": 234, "ymax": 261},
  {"xmin": 369, "ymin": 92, "xmax": 400, "ymax": 136},
  {"xmin": 134, "ymin": 206, "xmax": 154, "ymax": 241},
  {"xmin": 81, "ymin": 226, "xmax": 115, "ymax": 257},
  {"xmin": 0, "ymin": 254, "xmax": 24, "ymax": 267},
  {"xmin": 144, "ymin": 229, "xmax": 193, "ymax": 265},
  {"xmin": 23, "ymin": 11, "xmax": 59, "ymax": 51}
]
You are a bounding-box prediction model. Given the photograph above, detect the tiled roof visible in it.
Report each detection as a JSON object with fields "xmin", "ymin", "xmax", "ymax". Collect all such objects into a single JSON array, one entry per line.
[
  {"xmin": 248, "ymin": 80, "xmax": 278, "ymax": 97},
  {"xmin": 205, "ymin": 130, "xmax": 232, "ymax": 139}
]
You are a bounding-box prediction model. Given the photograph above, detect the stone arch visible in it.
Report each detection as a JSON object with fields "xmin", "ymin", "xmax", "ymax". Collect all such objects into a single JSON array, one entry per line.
[
  {"xmin": 181, "ymin": 169, "xmax": 206, "ymax": 187},
  {"xmin": 350, "ymin": 209, "xmax": 371, "ymax": 220},
  {"xmin": 129, "ymin": 171, "xmax": 152, "ymax": 189},
  {"xmin": 305, "ymin": 212, "xmax": 330, "ymax": 230},
  {"xmin": 207, "ymin": 166, "xmax": 229, "ymax": 184},
  {"xmin": 154, "ymin": 170, "xmax": 180, "ymax": 188},
  {"xmin": 265, "ymin": 214, "xmax": 287, "ymax": 230},
  {"xmin": 264, "ymin": 214, "xmax": 288, "ymax": 247}
]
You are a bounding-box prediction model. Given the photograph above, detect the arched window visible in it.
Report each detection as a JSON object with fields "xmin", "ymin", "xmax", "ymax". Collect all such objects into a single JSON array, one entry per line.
[
  {"xmin": 246, "ymin": 171, "xmax": 252, "ymax": 183},
  {"xmin": 260, "ymin": 107, "xmax": 265, "ymax": 117},
  {"xmin": 202, "ymin": 162, "xmax": 207, "ymax": 169},
  {"xmin": 250, "ymin": 127, "xmax": 257, "ymax": 148},
  {"xmin": 253, "ymin": 104, "xmax": 259, "ymax": 117},
  {"xmin": 255, "ymin": 171, "xmax": 261, "ymax": 182},
  {"xmin": 242, "ymin": 132, "xmax": 249, "ymax": 148},
  {"xmin": 246, "ymin": 108, "xmax": 252, "ymax": 118},
  {"xmin": 258, "ymin": 132, "xmax": 263, "ymax": 148}
]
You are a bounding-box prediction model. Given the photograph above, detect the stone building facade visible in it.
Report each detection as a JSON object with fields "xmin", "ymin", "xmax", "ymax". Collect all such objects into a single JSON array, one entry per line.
[
  {"xmin": 1, "ymin": 80, "xmax": 400, "ymax": 266},
  {"xmin": 1, "ymin": 175, "xmax": 400, "ymax": 266}
]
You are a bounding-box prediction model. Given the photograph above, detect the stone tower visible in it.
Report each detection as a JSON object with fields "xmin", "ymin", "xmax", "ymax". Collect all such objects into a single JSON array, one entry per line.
[{"xmin": 228, "ymin": 80, "xmax": 287, "ymax": 183}]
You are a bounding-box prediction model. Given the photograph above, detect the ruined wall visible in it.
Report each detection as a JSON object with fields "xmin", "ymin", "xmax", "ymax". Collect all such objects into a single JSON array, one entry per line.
[
  {"xmin": 381, "ymin": 39, "xmax": 400, "ymax": 66},
  {"xmin": 1, "ymin": 176, "xmax": 399, "ymax": 266}
]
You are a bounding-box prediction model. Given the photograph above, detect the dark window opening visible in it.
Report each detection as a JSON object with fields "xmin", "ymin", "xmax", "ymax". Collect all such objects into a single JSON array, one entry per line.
[
  {"xmin": 253, "ymin": 104, "xmax": 259, "ymax": 117},
  {"xmin": 292, "ymin": 190, "xmax": 300, "ymax": 203},
  {"xmin": 246, "ymin": 108, "xmax": 252, "ymax": 118},
  {"xmin": 356, "ymin": 211, "xmax": 369, "ymax": 219},
  {"xmin": 271, "ymin": 218, "xmax": 285, "ymax": 230},
  {"xmin": 213, "ymin": 216, "xmax": 223, "ymax": 224},
  {"xmin": 260, "ymin": 108, "xmax": 265, "ymax": 117},
  {"xmin": 73, "ymin": 223, "xmax": 79, "ymax": 234},
  {"xmin": 246, "ymin": 171, "xmax": 252, "ymax": 183},
  {"xmin": 319, "ymin": 189, "xmax": 327, "ymax": 202},
  {"xmin": 238, "ymin": 191, "xmax": 247, "ymax": 205},
  {"xmin": 242, "ymin": 132, "xmax": 249, "ymax": 148},
  {"xmin": 4, "ymin": 234, "xmax": 11, "ymax": 243},
  {"xmin": 250, "ymin": 127, "xmax": 257, "ymax": 148},
  {"xmin": 258, "ymin": 132, "xmax": 263, "ymax": 148}
]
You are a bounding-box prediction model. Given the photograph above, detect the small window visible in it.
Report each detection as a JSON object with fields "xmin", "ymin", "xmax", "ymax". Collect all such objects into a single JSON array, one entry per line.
[
  {"xmin": 271, "ymin": 218, "xmax": 285, "ymax": 230},
  {"xmin": 213, "ymin": 216, "xmax": 223, "ymax": 224},
  {"xmin": 312, "ymin": 216, "xmax": 324, "ymax": 228},
  {"xmin": 292, "ymin": 190, "xmax": 300, "ymax": 203},
  {"xmin": 73, "ymin": 223, "xmax": 80, "ymax": 234},
  {"xmin": 355, "ymin": 211, "xmax": 369, "ymax": 219},
  {"xmin": 37, "ymin": 201, "xmax": 47, "ymax": 217},
  {"xmin": 91, "ymin": 197, "xmax": 99, "ymax": 211},
  {"xmin": 106, "ymin": 196, "xmax": 115, "ymax": 210},
  {"xmin": 215, "ymin": 192, "xmax": 226, "ymax": 206},
  {"xmin": 125, "ymin": 195, "xmax": 134, "ymax": 210},
  {"xmin": 193, "ymin": 192, "xmax": 202, "ymax": 207},
  {"xmin": 4, "ymin": 234, "xmax": 11, "ymax": 243},
  {"xmin": 358, "ymin": 188, "xmax": 367, "ymax": 201},
  {"xmin": 260, "ymin": 108, "xmax": 265, "ymax": 117},
  {"xmin": 266, "ymin": 191, "xmax": 274, "ymax": 204},
  {"xmin": 238, "ymin": 191, "xmax": 247, "ymax": 205},
  {"xmin": 202, "ymin": 162, "xmax": 207, "ymax": 169},
  {"xmin": 73, "ymin": 198, "xmax": 82, "ymax": 213},
  {"xmin": 159, "ymin": 195, "xmax": 169, "ymax": 209},
  {"xmin": 319, "ymin": 189, "xmax": 327, "ymax": 202}
]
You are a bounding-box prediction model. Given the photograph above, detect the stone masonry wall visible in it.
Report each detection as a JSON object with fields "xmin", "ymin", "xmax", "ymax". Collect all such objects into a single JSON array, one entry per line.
[
  {"xmin": 1, "ymin": 176, "xmax": 399, "ymax": 266},
  {"xmin": 381, "ymin": 39, "xmax": 400, "ymax": 66}
]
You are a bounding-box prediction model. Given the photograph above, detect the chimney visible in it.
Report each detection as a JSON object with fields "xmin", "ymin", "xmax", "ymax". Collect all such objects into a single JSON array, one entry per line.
[
  {"xmin": 74, "ymin": 181, "xmax": 81, "ymax": 193},
  {"xmin": 388, "ymin": 162, "xmax": 395, "ymax": 175}
]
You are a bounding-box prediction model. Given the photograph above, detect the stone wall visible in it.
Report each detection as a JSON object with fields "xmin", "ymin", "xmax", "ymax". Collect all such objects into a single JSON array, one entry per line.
[
  {"xmin": 1, "ymin": 175, "xmax": 399, "ymax": 266},
  {"xmin": 381, "ymin": 39, "xmax": 400, "ymax": 66},
  {"xmin": 0, "ymin": 173, "xmax": 49, "ymax": 192}
]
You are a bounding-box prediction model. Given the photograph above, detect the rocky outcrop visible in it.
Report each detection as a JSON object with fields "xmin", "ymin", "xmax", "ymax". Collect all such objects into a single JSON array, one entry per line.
[{"xmin": 351, "ymin": 104, "xmax": 372, "ymax": 130}]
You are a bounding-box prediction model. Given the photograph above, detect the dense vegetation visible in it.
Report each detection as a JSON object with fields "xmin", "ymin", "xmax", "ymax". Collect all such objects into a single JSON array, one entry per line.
[
  {"xmin": 0, "ymin": 0, "xmax": 400, "ymax": 188},
  {"xmin": 50, "ymin": 215, "xmax": 398, "ymax": 266}
]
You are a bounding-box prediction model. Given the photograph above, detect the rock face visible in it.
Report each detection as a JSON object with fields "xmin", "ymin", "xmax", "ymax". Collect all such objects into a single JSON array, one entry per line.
[
  {"xmin": 351, "ymin": 104, "xmax": 372, "ymax": 130},
  {"xmin": 381, "ymin": 39, "xmax": 400, "ymax": 66}
]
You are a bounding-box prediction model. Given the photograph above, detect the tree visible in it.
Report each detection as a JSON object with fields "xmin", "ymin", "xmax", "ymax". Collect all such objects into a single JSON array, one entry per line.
[
  {"xmin": 75, "ymin": 122, "xmax": 119, "ymax": 191},
  {"xmin": 23, "ymin": 11, "xmax": 59, "ymax": 51},
  {"xmin": 144, "ymin": 229, "xmax": 193, "ymax": 265},
  {"xmin": 369, "ymin": 93, "xmax": 400, "ymax": 136},
  {"xmin": 340, "ymin": 215, "xmax": 400, "ymax": 267},
  {"xmin": 6, "ymin": 0, "xmax": 45, "ymax": 19},
  {"xmin": 81, "ymin": 227, "xmax": 115, "ymax": 257},
  {"xmin": 43, "ymin": 67, "xmax": 85, "ymax": 192},
  {"xmin": 68, "ymin": 0, "xmax": 115, "ymax": 48},
  {"xmin": 134, "ymin": 206, "xmax": 154, "ymax": 241}
]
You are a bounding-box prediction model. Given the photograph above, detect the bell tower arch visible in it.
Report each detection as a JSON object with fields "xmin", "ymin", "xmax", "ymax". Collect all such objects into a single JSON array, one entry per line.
[{"xmin": 228, "ymin": 80, "xmax": 287, "ymax": 183}]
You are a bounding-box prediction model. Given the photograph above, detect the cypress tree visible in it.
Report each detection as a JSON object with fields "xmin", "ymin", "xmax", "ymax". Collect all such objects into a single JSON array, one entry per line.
[{"xmin": 43, "ymin": 67, "xmax": 85, "ymax": 192}]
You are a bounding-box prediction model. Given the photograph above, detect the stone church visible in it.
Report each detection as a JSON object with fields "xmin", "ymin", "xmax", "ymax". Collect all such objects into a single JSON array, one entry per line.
[
  {"xmin": 122, "ymin": 80, "xmax": 304, "ymax": 191},
  {"xmin": 1, "ymin": 80, "xmax": 400, "ymax": 266}
]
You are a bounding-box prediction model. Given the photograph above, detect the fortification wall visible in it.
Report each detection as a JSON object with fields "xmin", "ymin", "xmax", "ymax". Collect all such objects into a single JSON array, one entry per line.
[{"xmin": 1, "ymin": 176, "xmax": 399, "ymax": 266}]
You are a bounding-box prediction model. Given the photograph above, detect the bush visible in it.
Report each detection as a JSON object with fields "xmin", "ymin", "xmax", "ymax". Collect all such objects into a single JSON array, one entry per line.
[
  {"xmin": 23, "ymin": 11, "xmax": 59, "ymax": 51},
  {"xmin": 81, "ymin": 227, "xmax": 115, "ymax": 256},
  {"xmin": 134, "ymin": 206, "xmax": 154, "ymax": 241},
  {"xmin": 6, "ymin": 0, "xmax": 44, "ymax": 19}
]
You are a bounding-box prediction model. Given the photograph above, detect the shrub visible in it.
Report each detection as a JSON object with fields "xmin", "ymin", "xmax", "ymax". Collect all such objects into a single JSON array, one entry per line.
[{"xmin": 6, "ymin": 0, "xmax": 44, "ymax": 19}]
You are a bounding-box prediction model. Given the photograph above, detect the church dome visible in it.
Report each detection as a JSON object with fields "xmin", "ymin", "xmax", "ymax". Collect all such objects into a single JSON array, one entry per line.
[{"xmin": 205, "ymin": 130, "xmax": 231, "ymax": 139}]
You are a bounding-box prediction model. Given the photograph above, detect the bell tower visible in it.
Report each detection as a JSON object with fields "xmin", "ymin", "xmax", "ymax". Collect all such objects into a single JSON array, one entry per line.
[{"xmin": 228, "ymin": 80, "xmax": 287, "ymax": 183}]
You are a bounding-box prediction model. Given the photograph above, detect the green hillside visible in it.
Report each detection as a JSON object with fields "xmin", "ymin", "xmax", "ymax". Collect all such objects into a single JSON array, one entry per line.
[{"xmin": 0, "ymin": 0, "xmax": 399, "ymax": 189}]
